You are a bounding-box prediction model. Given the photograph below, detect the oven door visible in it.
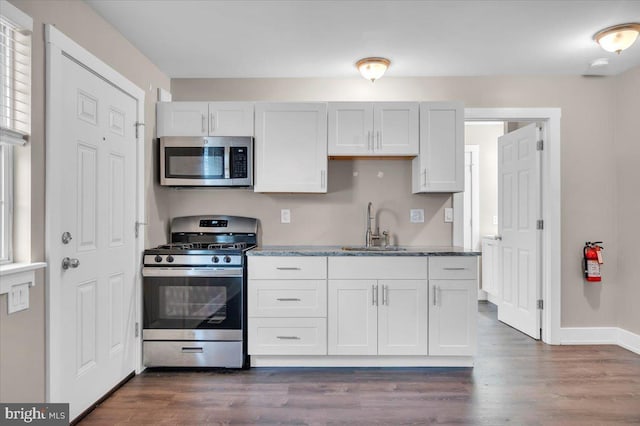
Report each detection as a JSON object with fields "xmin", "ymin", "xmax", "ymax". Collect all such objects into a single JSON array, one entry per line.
[{"xmin": 142, "ymin": 268, "xmax": 243, "ymax": 336}]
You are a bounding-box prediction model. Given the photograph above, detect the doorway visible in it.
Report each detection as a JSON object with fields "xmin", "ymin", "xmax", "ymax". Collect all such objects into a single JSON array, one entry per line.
[{"xmin": 454, "ymin": 108, "xmax": 561, "ymax": 345}]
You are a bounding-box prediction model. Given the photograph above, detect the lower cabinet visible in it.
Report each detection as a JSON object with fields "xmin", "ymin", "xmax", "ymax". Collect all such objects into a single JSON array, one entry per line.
[{"xmin": 248, "ymin": 317, "xmax": 327, "ymax": 355}]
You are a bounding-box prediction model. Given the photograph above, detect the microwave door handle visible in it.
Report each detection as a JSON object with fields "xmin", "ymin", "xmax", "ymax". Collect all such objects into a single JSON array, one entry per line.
[{"xmin": 224, "ymin": 145, "xmax": 231, "ymax": 179}]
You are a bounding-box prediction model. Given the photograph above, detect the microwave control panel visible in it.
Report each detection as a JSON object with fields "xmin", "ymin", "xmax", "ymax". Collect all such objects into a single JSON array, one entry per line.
[{"xmin": 230, "ymin": 147, "xmax": 248, "ymax": 179}]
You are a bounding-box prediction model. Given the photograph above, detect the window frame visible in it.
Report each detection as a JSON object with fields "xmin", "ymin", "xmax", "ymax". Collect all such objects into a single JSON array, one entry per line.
[{"xmin": 0, "ymin": 143, "xmax": 12, "ymax": 264}]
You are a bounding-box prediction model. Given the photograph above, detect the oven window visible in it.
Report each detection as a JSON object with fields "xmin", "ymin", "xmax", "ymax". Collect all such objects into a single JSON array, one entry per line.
[
  {"xmin": 165, "ymin": 147, "xmax": 224, "ymax": 179},
  {"xmin": 144, "ymin": 276, "xmax": 242, "ymax": 329}
]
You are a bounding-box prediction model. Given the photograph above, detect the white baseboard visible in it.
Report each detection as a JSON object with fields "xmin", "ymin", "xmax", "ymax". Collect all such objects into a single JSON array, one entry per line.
[{"xmin": 560, "ymin": 327, "xmax": 640, "ymax": 355}]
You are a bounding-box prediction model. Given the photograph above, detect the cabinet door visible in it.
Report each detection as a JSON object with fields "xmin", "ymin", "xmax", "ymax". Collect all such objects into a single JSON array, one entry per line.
[
  {"xmin": 254, "ymin": 103, "xmax": 328, "ymax": 193},
  {"xmin": 428, "ymin": 280, "xmax": 477, "ymax": 356},
  {"xmin": 327, "ymin": 102, "xmax": 373, "ymax": 155},
  {"xmin": 208, "ymin": 102, "xmax": 254, "ymax": 136},
  {"xmin": 373, "ymin": 103, "xmax": 419, "ymax": 156},
  {"xmin": 328, "ymin": 280, "xmax": 377, "ymax": 355},
  {"xmin": 377, "ymin": 280, "xmax": 427, "ymax": 355},
  {"xmin": 157, "ymin": 102, "xmax": 208, "ymax": 137},
  {"xmin": 412, "ymin": 102, "xmax": 464, "ymax": 193}
]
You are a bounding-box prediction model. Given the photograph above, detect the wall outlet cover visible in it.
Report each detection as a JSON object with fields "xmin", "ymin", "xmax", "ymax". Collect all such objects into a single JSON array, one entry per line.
[
  {"xmin": 410, "ymin": 209, "xmax": 425, "ymax": 223},
  {"xmin": 444, "ymin": 207, "xmax": 454, "ymax": 223},
  {"xmin": 280, "ymin": 209, "xmax": 291, "ymax": 224},
  {"xmin": 8, "ymin": 283, "xmax": 29, "ymax": 314}
]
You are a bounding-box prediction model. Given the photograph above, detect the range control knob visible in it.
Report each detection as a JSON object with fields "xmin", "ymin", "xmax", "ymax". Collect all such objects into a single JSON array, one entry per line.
[
  {"xmin": 224, "ymin": 256, "xmax": 231, "ymax": 263},
  {"xmin": 154, "ymin": 255, "xmax": 162, "ymax": 263},
  {"xmin": 166, "ymin": 255, "xmax": 174, "ymax": 263},
  {"xmin": 212, "ymin": 256, "xmax": 220, "ymax": 263}
]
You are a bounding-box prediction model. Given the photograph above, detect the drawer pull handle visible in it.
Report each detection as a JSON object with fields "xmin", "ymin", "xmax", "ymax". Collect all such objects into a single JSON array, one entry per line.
[
  {"xmin": 276, "ymin": 267, "xmax": 301, "ymax": 270},
  {"xmin": 276, "ymin": 336, "xmax": 300, "ymax": 340},
  {"xmin": 181, "ymin": 347, "xmax": 204, "ymax": 353},
  {"xmin": 277, "ymin": 298, "xmax": 301, "ymax": 302},
  {"xmin": 443, "ymin": 267, "xmax": 466, "ymax": 270}
]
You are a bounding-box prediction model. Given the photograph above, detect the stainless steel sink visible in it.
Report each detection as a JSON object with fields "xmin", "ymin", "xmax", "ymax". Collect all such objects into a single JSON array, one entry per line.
[{"xmin": 341, "ymin": 246, "xmax": 407, "ymax": 252}]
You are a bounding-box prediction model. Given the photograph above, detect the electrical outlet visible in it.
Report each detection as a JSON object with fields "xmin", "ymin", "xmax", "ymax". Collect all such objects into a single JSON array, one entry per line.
[
  {"xmin": 493, "ymin": 215, "xmax": 499, "ymax": 225},
  {"xmin": 444, "ymin": 208, "xmax": 454, "ymax": 223},
  {"xmin": 280, "ymin": 209, "xmax": 291, "ymax": 224},
  {"xmin": 410, "ymin": 209, "xmax": 425, "ymax": 223},
  {"xmin": 8, "ymin": 283, "xmax": 29, "ymax": 314}
]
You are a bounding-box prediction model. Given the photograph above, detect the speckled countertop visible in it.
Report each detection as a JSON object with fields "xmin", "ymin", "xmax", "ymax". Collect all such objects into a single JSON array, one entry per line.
[{"xmin": 246, "ymin": 245, "xmax": 481, "ymax": 256}]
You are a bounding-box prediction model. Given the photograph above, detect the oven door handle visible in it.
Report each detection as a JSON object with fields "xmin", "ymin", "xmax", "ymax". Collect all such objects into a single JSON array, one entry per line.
[{"xmin": 142, "ymin": 267, "xmax": 243, "ymax": 278}]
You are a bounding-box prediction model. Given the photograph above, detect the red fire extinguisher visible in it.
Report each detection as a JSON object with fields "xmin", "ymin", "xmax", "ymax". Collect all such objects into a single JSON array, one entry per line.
[{"xmin": 583, "ymin": 242, "xmax": 604, "ymax": 282}]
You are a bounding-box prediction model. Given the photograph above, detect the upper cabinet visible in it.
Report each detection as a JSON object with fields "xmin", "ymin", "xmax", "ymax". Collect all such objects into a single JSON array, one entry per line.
[
  {"xmin": 328, "ymin": 102, "xmax": 419, "ymax": 156},
  {"xmin": 412, "ymin": 102, "xmax": 464, "ymax": 193},
  {"xmin": 157, "ymin": 102, "xmax": 254, "ymax": 137},
  {"xmin": 254, "ymin": 103, "xmax": 328, "ymax": 193}
]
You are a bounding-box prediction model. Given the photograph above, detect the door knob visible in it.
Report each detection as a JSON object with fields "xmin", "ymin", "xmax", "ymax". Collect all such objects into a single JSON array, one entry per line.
[{"xmin": 62, "ymin": 257, "xmax": 80, "ymax": 270}]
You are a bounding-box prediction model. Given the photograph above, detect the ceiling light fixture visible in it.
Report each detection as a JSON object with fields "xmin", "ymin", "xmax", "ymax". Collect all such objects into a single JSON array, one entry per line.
[
  {"xmin": 593, "ymin": 23, "xmax": 640, "ymax": 54},
  {"xmin": 356, "ymin": 57, "xmax": 391, "ymax": 82}
]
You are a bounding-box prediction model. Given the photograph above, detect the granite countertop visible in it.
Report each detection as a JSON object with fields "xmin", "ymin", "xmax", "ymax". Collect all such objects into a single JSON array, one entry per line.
[{"xmin": 247, "ymin": 245, "xmax": 481, "ymax": 256}]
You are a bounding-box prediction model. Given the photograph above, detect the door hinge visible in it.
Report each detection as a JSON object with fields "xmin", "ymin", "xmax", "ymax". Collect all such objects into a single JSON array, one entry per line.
[
  {"xmin": 135, "ymin": 221, "xmax": 148, "ymax": 238},
  {"xmin": 537, "ymin": 299, "xmax": 544, "ymax": 310},
  {"xmin": 536, "ymin": 219, "xmax": 544, "ymax": 230},
  {"xmin": 135, "ymin": 122, "xmax": 145, "ymax": 139},
  {"xmin": 536, "ymin": 140, "xmax": 544, "ymax": 151},
  {"xmin": 135, "ymin": 322, "xmax": 140, "ymax": 338}
]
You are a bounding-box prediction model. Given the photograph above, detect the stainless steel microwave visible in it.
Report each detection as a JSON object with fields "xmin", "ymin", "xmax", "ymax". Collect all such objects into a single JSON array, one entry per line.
[{"xmin": 160, "ymin": 137, "xmax": 253, "ymax": 187}]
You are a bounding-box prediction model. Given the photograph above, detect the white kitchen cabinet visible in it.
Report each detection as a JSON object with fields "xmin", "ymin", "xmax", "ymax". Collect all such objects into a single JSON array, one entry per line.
[
  {"xmin": 328, "ymin": 257, "xmax": 428, "ymax": 356},
  {"xmin": 412, "ymin": 102, "xmax": 464, "ymax": 193},
  {"xmin": 157, "ymin": 101, "xmax": 254, "ymax": 137},
  {"xmin": 481, "ymin": 237, "xmax": 500, "ymax": 299},
  {"xmin": 328, "ymin": 102, "xmax": 419, "ymax": 156},
  {"xmin": 428, "ymin": 257, "xmax": 477, "ymax": 356},
  {"xmin": 254, "ymin": 103, "xmax": 328, "ymax": 193}
]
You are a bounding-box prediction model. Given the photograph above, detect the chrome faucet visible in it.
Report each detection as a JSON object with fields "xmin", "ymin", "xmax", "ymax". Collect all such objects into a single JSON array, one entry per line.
[{"xmin": 365, "ymin": 202, "xmax": 389, "ymax": 248}]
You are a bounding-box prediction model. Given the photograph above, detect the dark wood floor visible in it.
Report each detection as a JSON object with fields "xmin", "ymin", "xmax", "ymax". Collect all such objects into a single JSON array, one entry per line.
[{"xmin": 81, "ymin": 303, "xmax": 640, "ymax": 425}]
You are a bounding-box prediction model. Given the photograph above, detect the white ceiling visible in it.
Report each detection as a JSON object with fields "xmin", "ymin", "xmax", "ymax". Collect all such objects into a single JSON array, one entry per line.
[{"xmin": 86, "ymin": 0, "xmax": 640, "ymax": 79}]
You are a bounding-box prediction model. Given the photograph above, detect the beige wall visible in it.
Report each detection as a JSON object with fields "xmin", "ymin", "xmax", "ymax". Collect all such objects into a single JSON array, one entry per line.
[
  {"xmin": 2, "ymin": 0, "xmax": 170, "ymax": 402},
  {"xmin": 464, "ymin": 122, "xmax": 503, "ymax": 239},
  {"xmin": 171, "ymin": 75, "xmax": 622, "ymax": 329},
  {"xmin": 614, "ymin": 66, "xmax": 640, "ymax": 335}
]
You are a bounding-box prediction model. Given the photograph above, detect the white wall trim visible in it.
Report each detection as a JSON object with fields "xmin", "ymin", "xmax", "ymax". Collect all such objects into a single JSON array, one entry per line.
[
  {"xmin": 44, "ymin": 25, "xmax": 146, "ymax": 402},
  {"xmin": 459, "ymin": 108, "xmax": 561, "ymax": 346},
  {"xmin": 560, "ymin": 327, "xmax": 640, "ymax": 356}
]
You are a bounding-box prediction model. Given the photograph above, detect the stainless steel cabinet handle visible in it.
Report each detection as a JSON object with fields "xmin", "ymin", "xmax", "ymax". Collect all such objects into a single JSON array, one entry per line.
[
  {"xmin": 382, "ymin": 284, "xmax": 388, "ymax": 305},
  {"xmin": 422, "ymin": 169, "xmax": 427, "ymax": 187},
  {"xmin": 276, "ymin": 336, "xmax": 300, "ymax": 340},
  {"xmin": 62, "ymin": 257, "xmax": 80, "ymax": 270},
  {"xmin": 276, "ymin": 267, "xmax": 301, "ymax": 270},
  {"xmin": 181, "ymin": 347, "xmax": 204, "ymax": 353},
  {"xmin": 368, "ymin": 131, "xmax": 372, "ymax": 151},
  {"xmin": 377, "ymin": 131, "xmax": 381, "ymax": 150},
  {"xmin": 277, "ymin": 298, "xmax": 301, "ymax": 302},
  {"xmin": 372, "ymin": 284, "xmax": 376, "ymax": 306},
  {"xmin": 433, "ymin": 285, "xmax": 437, "ymax": 306},
  {"xmin": 443, "ymin": 267, "xmax": 466, "ymax": 270},
  {"xmin": 201, "ymin": 114, "xmax": 206, "ymax": 133},
  {"xmin": 210, "ymin": 112, "xmax": 215, "ymax": 132}
]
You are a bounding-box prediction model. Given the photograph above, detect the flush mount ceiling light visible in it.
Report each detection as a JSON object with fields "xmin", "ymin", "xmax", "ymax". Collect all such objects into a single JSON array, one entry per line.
[
  {"xmin": 356, "ymin": 57, "xmax": 391, "ymax": 82},
  {"xmin": 593, "ymin": 23, "xmax": 640, "ymax": 54}
]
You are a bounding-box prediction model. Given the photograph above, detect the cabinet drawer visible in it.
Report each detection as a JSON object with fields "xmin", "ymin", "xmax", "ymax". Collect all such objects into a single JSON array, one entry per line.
[
  {"xmin": 429, "ymin": 257, "xmax": 477, "ymax": 280},
  {"xmin": 248, "ymin": 318, "xmax": 327, "ymax": 355},
  {"xmin": 329, "ymin": 257, "xmax": 427, "ymax": 280},
  {"xmin": 248, "ymin": 280, "xmax": 327, "ymax": 317},
  {"xmin": 249, "ymin": 256, "xmax": 327, "ymax": 280}
]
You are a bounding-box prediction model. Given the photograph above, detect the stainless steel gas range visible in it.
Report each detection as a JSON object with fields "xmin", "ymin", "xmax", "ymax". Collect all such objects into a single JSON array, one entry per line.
[{"xmin": 142, "ymin": 215, "xmax": 258, "ymax": 368}]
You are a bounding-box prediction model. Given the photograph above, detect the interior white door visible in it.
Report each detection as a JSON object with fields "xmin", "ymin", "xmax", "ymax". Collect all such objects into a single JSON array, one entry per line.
[
  {"xmin": 53, "ymin": 55, "xmax": 137, "ymax": 418},
  {"xmin": 497, "ymin": 123, "xmax": 541, "ymax": 339}
]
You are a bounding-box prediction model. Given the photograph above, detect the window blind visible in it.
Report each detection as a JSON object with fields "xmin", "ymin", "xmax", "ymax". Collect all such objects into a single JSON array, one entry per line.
[{"xmin": 0, "ymin": 6, "xmax": 31, "ymax": 146}]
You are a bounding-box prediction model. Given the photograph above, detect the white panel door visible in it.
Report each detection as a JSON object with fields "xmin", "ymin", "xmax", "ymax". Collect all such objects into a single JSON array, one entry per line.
[
  {"xmin": 428, "ymin": 280, "xmax": 477, "ymax": 356},
  {"xmin": 55, "ymin": 55, "xmax": 137, "ymax": 418},
  {"xmin": 254, "ymin": 103, "xmax": 328, "ymax": 192},
  {"xmin": 328, "ymin": 280, "xmax": 377, "ymax": 355},
  {"xmin": 208, "ymin": 102, "xmax": 254, "ymax": 136},
  {"xmin": 327, "ymin": 102, "xmax": 373, "ymax": 155},
  {"xmin": 373, "ymin": 102, "xmax": 419, "ymax": 155},
  {"xmin": 412, "ymin": 102, "xmax": 464, "ymax": 193},
  {"xmin": 377, "ymin": 280, "xmax": 427, "ymax": 355},
  {"xmin": 156, "ymin": 101, "xmax": 208, "ymax": 137},
  {"xmin": 497, "ymin": 123, "xmax": 541, "ymax": 339}
]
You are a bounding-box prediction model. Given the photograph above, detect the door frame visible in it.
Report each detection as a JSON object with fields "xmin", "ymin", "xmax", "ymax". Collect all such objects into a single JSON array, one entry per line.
[
  {"xmin": 453, "ymin": 108, "xmax": 561, "ymax": 345},
  {"xmin": 44, "ymin": 25, "xmax": 146, "ymax": 402},
  {"xmin": 463, "ymin": 145, "xmax": 480, "ymax": 251}
]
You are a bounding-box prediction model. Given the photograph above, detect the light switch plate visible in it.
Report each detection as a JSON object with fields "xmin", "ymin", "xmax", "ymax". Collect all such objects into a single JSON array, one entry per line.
[
  {"xmin": 444, "ymin": 208, "xmax": 454, "ymax": 223},
  {"xmin": 410, "ymin": 209, "xmax": 425, "ymax": 223},
  {"xmin": 280, "ymin": 209, "xmax": 291, "ymax": 224},
  {"xmin": 8, "ymin": 283, "xmax": 29, "ymax": 314}
]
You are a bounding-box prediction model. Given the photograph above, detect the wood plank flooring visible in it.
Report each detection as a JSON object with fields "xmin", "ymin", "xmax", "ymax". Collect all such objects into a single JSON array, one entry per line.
[{"xmin": 80, "ymin": 303, "xmax": 640, "ymax": 425}]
